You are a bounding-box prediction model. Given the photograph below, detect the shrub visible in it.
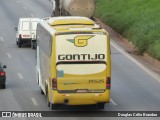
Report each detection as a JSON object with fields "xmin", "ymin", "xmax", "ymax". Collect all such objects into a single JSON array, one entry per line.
[{"xmin": 95, "ymin": 0, "xmax": 160, "ymax": 60}]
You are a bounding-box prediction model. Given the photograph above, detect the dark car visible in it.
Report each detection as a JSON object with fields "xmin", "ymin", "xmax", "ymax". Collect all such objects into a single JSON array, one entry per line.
[{"xmin": 0, "ymin": 63, "xmax": 7, "ymax": 89}]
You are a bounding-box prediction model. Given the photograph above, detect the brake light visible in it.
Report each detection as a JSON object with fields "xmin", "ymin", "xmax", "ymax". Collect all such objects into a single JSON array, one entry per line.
[
  {"xmin": 0, "ymin": 72, "xmax": 5, "ymax": 76},
  {"xmin": 52, "ymin": 78, "xmax": 57, "ymax": 90},
  {"xmin": 106, "ymin": 77, "xmax": 111, "ymax": 89}
]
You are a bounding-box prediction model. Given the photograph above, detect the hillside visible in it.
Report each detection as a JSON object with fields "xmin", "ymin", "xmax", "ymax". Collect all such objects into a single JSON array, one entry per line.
[{"xmin": 95, "ymin": 0, "xmax": 160, "ymax": 60}]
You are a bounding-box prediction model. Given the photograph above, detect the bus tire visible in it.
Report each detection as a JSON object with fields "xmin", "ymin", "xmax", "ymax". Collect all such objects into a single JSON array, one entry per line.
[
  {"xmin": 50, "ymin": 103, "xmax": 58, "ymax": 110},
  {"xmin": 46, "ymin": 88, "xmax": 51, "ymax": 107},
  {"xmin": 2, "ymin": 84, "xmax": 6, "ymax": 89},
  {"xmin": 47, "ymin": 95, "xmax": 50, "ymax": 107},
  {"xmin": 97, "ymin": 103, "xmax": 105, "ymax": 109}
]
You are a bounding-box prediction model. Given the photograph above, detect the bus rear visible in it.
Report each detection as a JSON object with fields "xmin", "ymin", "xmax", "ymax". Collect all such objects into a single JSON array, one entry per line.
[{"xmin": 51, "ymin": 31, "xmax": 111, "ymax": 108}]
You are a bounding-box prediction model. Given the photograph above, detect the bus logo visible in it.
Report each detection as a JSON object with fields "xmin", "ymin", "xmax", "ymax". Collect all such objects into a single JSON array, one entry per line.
[{"xmin": 67, "ymin": 35, "xmax": 94, "ymax": 47}]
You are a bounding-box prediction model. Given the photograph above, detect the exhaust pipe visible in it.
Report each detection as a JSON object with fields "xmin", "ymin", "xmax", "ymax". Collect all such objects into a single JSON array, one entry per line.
[{"xmin": 64, "ymin": 99, "xmax": 69, "ymax": 104}]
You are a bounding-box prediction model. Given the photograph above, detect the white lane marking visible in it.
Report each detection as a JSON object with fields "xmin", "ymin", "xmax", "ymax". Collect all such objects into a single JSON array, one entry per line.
[
  {"xmin": 18, "ymin": 73, "xmax": 23, "ymax": 80},
  {"xmin": 111, "ymin": 40, "xmax": 160, "ymax": 82},
  {"xmin": 0, "ymin": 37, "xmax": 4, "ymax": 41},
  {"xmin": 31, "ymin": 14, "xmax": 34, "ymax": 17},
  {"xmin": 7, "ymin": 53, "xmax": 12, "ymax": 59},
  {"xmin": 23, "ymin": 6, "xmax": 27, "ymax": 10},
  {"xmin": 31, "ymin": 98, "xmax": 38, "ymax": 106},
  {"xmin": 110, "ymin": 98, "xmax": 117, "ymax": 106}
]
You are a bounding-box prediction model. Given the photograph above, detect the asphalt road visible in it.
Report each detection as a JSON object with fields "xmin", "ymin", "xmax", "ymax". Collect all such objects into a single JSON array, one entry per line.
[{"xmin": 0, "ymin": 0, "xmax": 160, "ymax": 120}]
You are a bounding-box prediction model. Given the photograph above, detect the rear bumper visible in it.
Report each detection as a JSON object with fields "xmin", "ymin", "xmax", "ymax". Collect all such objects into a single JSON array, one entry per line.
[
  {"xmin": 51, "ymin": 90, "xmax": 110, "ymax": 105},
  {"xmin": 19, "ymin": 38, "xmax": 31, "ymax": 44}
]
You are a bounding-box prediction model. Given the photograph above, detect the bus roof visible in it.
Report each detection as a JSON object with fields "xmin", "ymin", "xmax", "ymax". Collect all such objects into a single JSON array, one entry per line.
[{"xmin": 47, "ymin": 17, "xmax": 95, "ymax": 26}]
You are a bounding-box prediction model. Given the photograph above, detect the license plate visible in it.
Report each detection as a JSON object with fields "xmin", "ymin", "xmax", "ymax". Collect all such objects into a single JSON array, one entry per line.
[{"xmin": 76, "ymin": 89, "xmax": 88, "ymax": 93}]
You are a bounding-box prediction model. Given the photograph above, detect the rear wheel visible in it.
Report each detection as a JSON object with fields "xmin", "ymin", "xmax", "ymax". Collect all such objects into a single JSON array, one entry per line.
[
  {"xmin": 46, "ymin": 87, "xmax": 50, "ymax": 107},
  {"xmin": 50, "ymin": 103, "xmax": 58, "ymax": 110},
  {"xmin": 46, "ymin": 86, "xmax": 58, "ymax": 110},
  {"xmin": 18, "ymin": 41, "xmax": 22, "ymax": 48},
  {"xmin": 97, "ymin": 103, "xmax": 105, "ymax": 109},
  {"xmin": 47, "ymin": 95, "xmax": 50, "ymax": 107},
  {"xmin": 31, "ymin": 41, "xmax": 36, "ymax": 49},
  {"xmin": 2, "ymin": 84, "xmax": 6, "ymax": 89}
]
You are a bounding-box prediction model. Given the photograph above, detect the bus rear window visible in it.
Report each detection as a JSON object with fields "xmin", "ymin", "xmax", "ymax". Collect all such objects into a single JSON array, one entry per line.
[{"xmin": 56, "ymin": 62, "xmax": 106, "ymax": 75}]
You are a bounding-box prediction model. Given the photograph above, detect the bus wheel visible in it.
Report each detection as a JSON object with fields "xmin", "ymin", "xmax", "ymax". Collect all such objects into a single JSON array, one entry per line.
[
  {"xmin": 46, "ymin": 88, "xmax": 50, "ymax": 107},
  {"xmin": 2, "ymin": 84, "xmax": 6, "ymax": 89},
  {"xmin": 97, "ymin": 103, "xmax": 105, "ymax": 109},
  {"xmin": 50, "ymin": 103, "xmax": 58, "ymax": 110}
]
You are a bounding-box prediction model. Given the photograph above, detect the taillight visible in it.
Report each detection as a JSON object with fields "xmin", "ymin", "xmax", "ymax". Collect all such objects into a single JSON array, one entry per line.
[
  {"xmin": 52, "ymin": 78, "xmax": 57, "ymax": 90},
  {"xmin": 0, "ymin": 72, "xmax": 5, "ymax": 76},
  {"xmin": 106, "ymin": 77, "xmax": 111, "ymax": 89}
]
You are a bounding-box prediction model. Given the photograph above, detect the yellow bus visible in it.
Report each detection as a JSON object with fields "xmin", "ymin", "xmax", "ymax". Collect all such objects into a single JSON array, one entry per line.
[{"xmin": 36, "ymin": 17, "xmax": 111, "ymax": 109}]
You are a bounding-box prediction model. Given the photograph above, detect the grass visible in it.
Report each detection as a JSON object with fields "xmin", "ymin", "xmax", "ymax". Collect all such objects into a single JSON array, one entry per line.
[{"xmin": 95, "ymin": 0, "xmax": 160, "ymax": 60}]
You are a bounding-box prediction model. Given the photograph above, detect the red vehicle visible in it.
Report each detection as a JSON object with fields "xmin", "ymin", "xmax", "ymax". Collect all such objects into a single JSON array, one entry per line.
[{"xmin": 0, "ymin": 63, "xmax": 7, "ymax": 89}]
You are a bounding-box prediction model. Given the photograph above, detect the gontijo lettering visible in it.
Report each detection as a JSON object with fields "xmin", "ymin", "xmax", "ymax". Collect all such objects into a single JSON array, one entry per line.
[{"xmin": 58, "ymin": 54, "xmax": 105, "ymax": 61}]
